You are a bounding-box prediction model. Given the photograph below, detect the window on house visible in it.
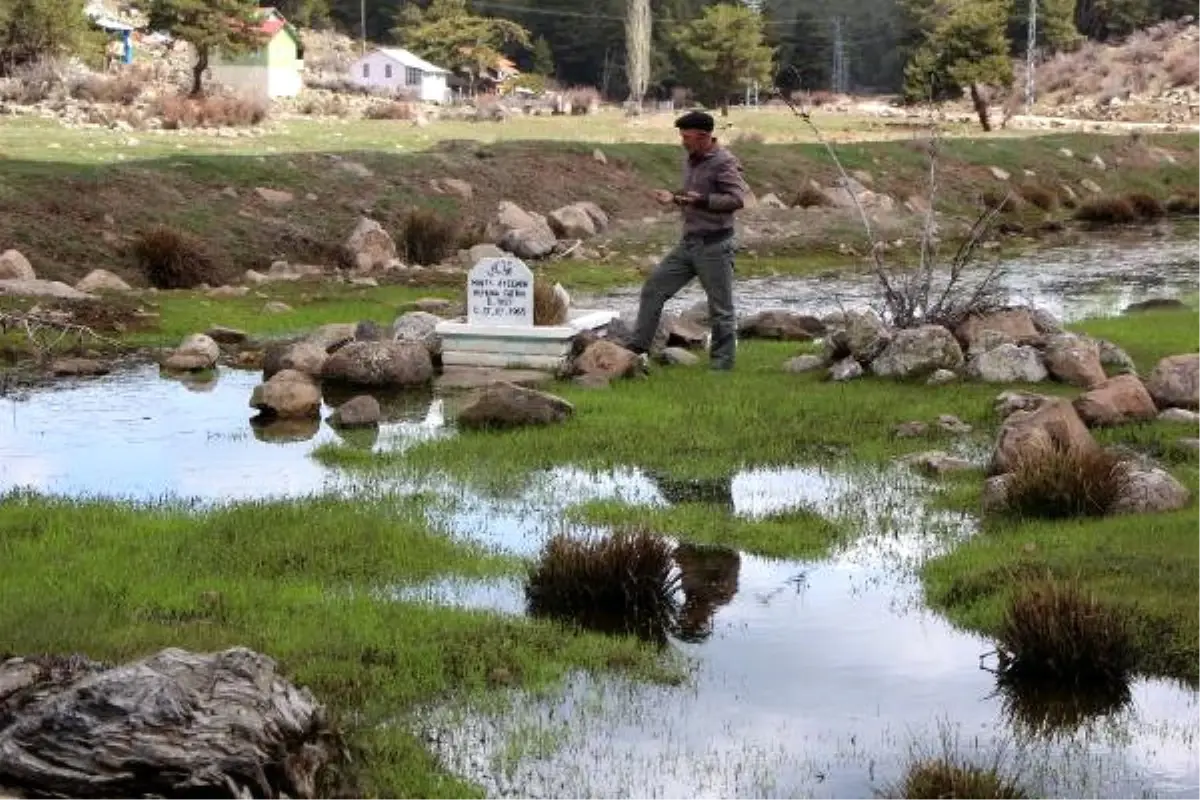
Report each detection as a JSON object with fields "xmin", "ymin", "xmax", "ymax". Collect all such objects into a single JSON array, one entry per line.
[
  {"xmin": 385, "ymin": 64, "xmax": 392, "ymax": 79},
  {"xmin": 362, "ymin": 63, "xmax": 369, "ymax": 78},
  {"xmin": 406, "ymin": 67, "xmax": 421, "ymax": 86}
]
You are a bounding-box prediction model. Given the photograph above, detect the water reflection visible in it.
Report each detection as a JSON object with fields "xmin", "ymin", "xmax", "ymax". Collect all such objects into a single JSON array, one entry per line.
[
  {"xmin": 993, "ymin": 676, "xmax": 1135, "ymax": 743},
  {"xmin": 674, "ymin": 542, "xmax": 740, "ymax": 644}
]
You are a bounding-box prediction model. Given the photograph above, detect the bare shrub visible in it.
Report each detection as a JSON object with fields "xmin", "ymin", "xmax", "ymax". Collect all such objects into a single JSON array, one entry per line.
[
  {"xmin": 69, "ymin": 70, "xmax": 148, "ymax": 105},
  {"xmin": 1075, "ymin": 195, "xmax": 1138, "ymax": 225},
  {"xmin": 1165, "ymin": 189, "xmax": 1200, "ymax": 215},
  {"xmin": 564, "ymin": 85, "xmax": 601, "ymax": 113},
  {"xmin": 296, "ymin": 93, "xmax": 349, "ymax": 117},
  {"xmin": 1165, "ymin": 47, "xmax": 1200, "ymax": 87},
  {"xmin": 399, "ymin": 207, "xmax": 461, "ymax": 266},
  {"xmin": 154, "ymin": 93, "xmax": 268, "ymax": 129},
  {"xmin": 996, "ymin": 578, "xmax": 1137, "ymax": 687},
  {"xmin": 1015, "ymin": 183, "xmax": 1057, "ymax": 211},
  {"xmin": 792, "ymin": 185, "xmax": 834, "ymax": 208},
  {"xmin": 0, "ymin": 58, "xmax": 72, "ymax": 104},
  {"xmin": 1125, "ymin": 191, "xmax": 1164, "ymax": 219},
  {"xmin": 364, "ymin": 100, "xmax": 414, "ymax": 120},
  {"xmin": 134, "ymin": 226, "xmax": 221, "ymax": 290}
]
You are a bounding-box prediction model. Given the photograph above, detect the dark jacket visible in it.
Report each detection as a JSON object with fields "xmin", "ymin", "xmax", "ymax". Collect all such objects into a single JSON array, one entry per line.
[{"xmin": 678, "ymin": 144, "xmax": 749, "ymax": 236}]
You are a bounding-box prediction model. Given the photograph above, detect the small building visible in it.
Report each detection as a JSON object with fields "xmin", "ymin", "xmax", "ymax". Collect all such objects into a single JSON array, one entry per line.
[
  {"xmin": 209, "ymin": 7, "xmax": 304, "ymax": 100},
  {"xmin": 348, "ymin": 48, "xmax": 450, "ymax": 103}
]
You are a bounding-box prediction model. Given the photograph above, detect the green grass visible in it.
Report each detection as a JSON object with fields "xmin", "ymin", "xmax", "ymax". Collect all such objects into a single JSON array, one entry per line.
[
  {"xmin": 564, "ymin": 498, "xmax": 846, "ymax": 561},
  {"xmin": 0, "ymin": 490, "xmax": 682, "ymax": 797},
  {"xmin": 316, "ymin": 340, "xmax": 1006, "ymax": 490}
]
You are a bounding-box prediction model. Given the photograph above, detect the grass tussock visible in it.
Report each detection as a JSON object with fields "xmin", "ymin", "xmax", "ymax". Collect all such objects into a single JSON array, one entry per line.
[
  {"xmin": 890, "ymin": 757, "xmax": 1027, "ymax": 799},
  {"xmin": 533, "ymin": 278, "xmax": 568, "ymax": 326},
  {"xmin": 792, "ymin": 184, "xmax": 834, "ymax": 208},
  {"xmin": 1165, "ymin": 188, "xmax": 1199, "ymax": 215},
  {"xmin": 1015, "ymin": 182, "xmax": 1057, "ymax": 211},
  {"xmin": 133, "ymin": 225, "xmax": 222, "ymax": 290},
  {"xmin": 525, "ymin": 529, "xmax": 681, "ymax": 644},
  {"xmin": 154, "ymin": 93, "xmax": 268, "ymax": 129},
  {"xmin": 1074, "ymin": 191, "xmax": 1166, "ymax": 225},
  {"xmin": 364, "ymin": 100, "xmax": 416, "ymax": 121},
  {"xmin": 1002, "ymin": 444, "xmax": 1127, "ymax": 519},
  {"xmin": 399, "ymin": 207, "xmax": 461, "ymax": 266},
  {"xmin": 996, "ymin": 578, "xmax": 1137, "ymax": 688}
]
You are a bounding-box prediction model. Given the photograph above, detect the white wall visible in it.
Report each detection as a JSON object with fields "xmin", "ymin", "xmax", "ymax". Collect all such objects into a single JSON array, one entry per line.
[
  {"xmin": 350, "ymin": 52, "xmax": 448, "ymax": 103},
  {"xmin": 209, "ymin": 65, "xmax": 302, "ymax": 100}
]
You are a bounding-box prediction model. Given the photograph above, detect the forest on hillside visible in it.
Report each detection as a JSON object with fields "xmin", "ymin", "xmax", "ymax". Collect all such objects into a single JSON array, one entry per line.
[{"xmin": 273, "ymin": 0, "xmax": 1195, "ymax": 97}]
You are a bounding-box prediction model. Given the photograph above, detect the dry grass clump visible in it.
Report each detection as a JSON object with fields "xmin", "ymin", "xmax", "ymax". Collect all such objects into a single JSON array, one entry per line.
[
  {"xmin": 154, "ymin": 93, "xmax": 268, "ymax": 129},
  {"xmin": 1124, "ymin": 190, "xmax": 1165, "ymax": 219},
  {"xmin": 792, "ymin": 184, "xmax": 834, "ymax": 208},
  {"xmin": 1073, "ymin": 194, "xmax": 1137, "ymax": 224},
  {"xmin": 1015, "ymin": 183, "xmax": 1057, "ymax": 212},
  {"xmin": 133, "ymin": 225, "xmax": 221, "ymax": 289},
  {"xmin": 69, "ymin": 70, "xmax": 148, "ymax": 105},
  {"xmin": 399, "ymin": 208, "xmax": 461, "ymax": 266},
  {"xmin": 1165, "ymin": 188, "xmax": 1200, "ymax": 215},
  {"xmin": 890, "ymin": 757, "xmax": 1027, "ymax": 799},
  {"xmin": 996, "ymin": 578, "xmax": 1137, "ymax": 688},
  {"xmin": 525, "ymin": 529, "xmax": 681, "ymax": 643},
  {"xmin": 363, "ymin": 100, "xmax": 415, "ymax": 120},
  {"xmin": 533, "ymin": 278, "xmax": 568, "ymax": 326},
  {"xmin": 1002, "ymin": 444, "xmax": 1127, "ymax": 519}
]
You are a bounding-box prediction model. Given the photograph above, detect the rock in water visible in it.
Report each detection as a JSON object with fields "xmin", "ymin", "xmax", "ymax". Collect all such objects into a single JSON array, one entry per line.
[{"xmin": 0, "ymin": 647, "xmax": 340, "ymax": 799}]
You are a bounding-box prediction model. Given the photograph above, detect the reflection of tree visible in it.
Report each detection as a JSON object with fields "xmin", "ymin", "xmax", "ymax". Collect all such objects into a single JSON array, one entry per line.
[
  {"xmin": 673, "ymin": 542, "xmax": 741, "ymax": 644},
  {"xmin": 993, "ymin": 675, "xmax": 1133, "ymax": 741},
  {"xmin": 646, "ymin": 471, "xmax": 734, "ymax": 510}
]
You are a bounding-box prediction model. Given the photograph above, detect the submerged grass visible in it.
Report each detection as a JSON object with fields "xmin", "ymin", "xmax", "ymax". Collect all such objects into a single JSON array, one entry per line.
[{"xmin": 0, "ymin": 490, "xmax": 681, "ymax": 797}]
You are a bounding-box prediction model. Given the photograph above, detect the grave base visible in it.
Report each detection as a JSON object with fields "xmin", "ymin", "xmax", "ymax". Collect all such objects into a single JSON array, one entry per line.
[{"xmin": 436, "ymin": 309, "xmax": 618, "ymax": 371}]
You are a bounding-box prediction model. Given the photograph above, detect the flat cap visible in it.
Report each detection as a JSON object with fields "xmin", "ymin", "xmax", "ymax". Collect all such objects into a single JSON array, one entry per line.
[{"xmin": 674, "ymin": 110, "xmax": 714, "ymax": 133}]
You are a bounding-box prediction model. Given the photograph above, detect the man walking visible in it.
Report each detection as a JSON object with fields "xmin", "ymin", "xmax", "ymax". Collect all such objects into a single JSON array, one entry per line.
[{"xmin": 627, "ymin": 110, "xmax": 749, "ymax": 371}]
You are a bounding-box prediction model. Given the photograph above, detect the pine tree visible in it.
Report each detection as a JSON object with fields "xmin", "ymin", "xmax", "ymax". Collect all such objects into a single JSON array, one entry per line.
[{"xmin": 672, "ymin": 3, "xmax": 776, "ymax": 114}]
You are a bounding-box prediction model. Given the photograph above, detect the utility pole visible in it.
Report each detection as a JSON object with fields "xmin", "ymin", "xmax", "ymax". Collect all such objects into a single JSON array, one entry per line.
[
  {"xmin": 1024, "ymin": 0, "xmax": 1037, "ymax": 113},
  {"xmin": 360, "ymin": 0, "xmax": 367, "ymax": 56},
  {"xmin": 831, "ymin": 17, "xmax": 847, "ymax": 94}
]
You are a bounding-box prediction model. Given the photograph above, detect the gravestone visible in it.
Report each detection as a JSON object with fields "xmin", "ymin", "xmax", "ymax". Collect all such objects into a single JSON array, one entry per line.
[{"xmin": 467, "ymin": 257, "xmax": 533, "ymax": 328}]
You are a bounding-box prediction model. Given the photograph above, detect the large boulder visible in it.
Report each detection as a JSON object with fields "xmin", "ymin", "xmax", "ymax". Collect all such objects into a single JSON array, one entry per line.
[
  {"xmin": 954, "ymin": 308, "xmax": 1040, "ymax": 349},
  {"xmin": 162, "ymin": 333, "xmax": 219, "ymax": 372},
  {"xmin": 1073, "ymin": 374, "xmax": 1158, "ymax": 427},
  {"xmin": 573, "ymin": 340, "xmax": 640, "ymax": 380},
  {"xmin": 344, "ymin": 217, "xmax": 396, "ymax": 274},
  {"xmin": 264, "ymin": 340, "xmax": 327, "ymax": 380},
  {"xmin": 0, "ymin": 249, "xmax": 35, "ymax": 281},
  {"xmin": 328, "ymin": 394, "xmax": 381, "ymax": 428},
  {"xmin": 871, "ymin": 325, "xmax": 964, "ymax": 378},
  {"xmin": 548, "ymin": 202, "xmax": 608, "ymax": 239},
  {"xmin": 457, "ymin": 382, "xmax": 574, "ymax": 430},
  {"xmin": 392, "ymin": 311, "xmax": 443, "ymax": 358},
  {"xmin": 250, "ymin": 369, "xmax": 322, "ymax": 419},
  {"xmin": 843, "ymin": 308, "xmax": 891, "ymax": 362},
  {"xmin": 488, "ymin": 201, "xmax": 557, "ymax": 260},
  {"xmin": 1110, "ymin": 462, "xmax": 1191, "ymax": 514},
  {"xmin": 0, "ymin": 647, "xmax": 337, "ymax": 799},
  {"xmin": 1144, "ymin": 353, "xmax": 1199, "ymax": 410},
  {"xmin": 990, "ymin": 397, "xmax": 1098, "ymax": 475},
  {"xmin": 737, "ymin": 310, "xmax": 825, "ymax": 341},
  {"xmin": 321, "ymin": 341, "xmax": 433, "ymax": 387},
  {"xmin": 966, "ymin": 344, "xmax": 1048, "ymax": 383},
  {"xmin": 75, "ymin": 269, "xmax": 132, "ymax": 293},
  {"xmin": 1042, "ymin": 333, "xmax": 1107, "ymax": 388}
]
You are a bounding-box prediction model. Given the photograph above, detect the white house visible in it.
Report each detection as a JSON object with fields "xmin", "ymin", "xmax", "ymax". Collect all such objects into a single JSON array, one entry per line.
[{"xmin": 349, "ymin": 48, "xmax": 450, "ymax": 103}]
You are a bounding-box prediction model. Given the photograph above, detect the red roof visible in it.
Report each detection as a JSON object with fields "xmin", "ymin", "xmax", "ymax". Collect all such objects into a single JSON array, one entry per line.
[{"xmin": 258, "ymin": 16, "xmax": 287, "ymax": 36}]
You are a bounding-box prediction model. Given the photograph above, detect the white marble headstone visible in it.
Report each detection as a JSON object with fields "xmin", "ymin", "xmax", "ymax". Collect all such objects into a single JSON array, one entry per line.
[{"xmin": 467, "ymin": 256, "xmax": 534, "ymax": 328}]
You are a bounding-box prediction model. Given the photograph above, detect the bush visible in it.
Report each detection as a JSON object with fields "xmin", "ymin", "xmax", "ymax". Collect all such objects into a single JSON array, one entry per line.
[
  {"xmin": 399, "ymin": 207, "xmax": 461, "ymax": 266},
  {"xmin": 1002, "ymin": 444, "xmax": 1127, "ymax": 519},
  {"xmin": 890, "ymin": 758, "xmax": 1027, "ymax": 799},
  {"xmin": 1165, "ymin": 189, "xmax": 1200, "ymax": 215},
  {"xmin": 533, "ymin": 278, "xmax": 568, "ymax": 326},
  {"xmin": 133, "ymin": 225, "xmax": 220, "ymax": 289},
  {"xmin": 69, "ymin": 71, "xmax": 147, "ymax": 105},
  {"xmin": 1015, "ymin": 183, "xmax": 1057, "ymax": 212},
  {"xmin": 1165, "ymin": 46, "xmax": 1200, "ymax": 87},
  {"xmin": 981, "ymin": 188, "xmax": 1022, "ymax": 213},
  {"xmin": 1124, "ymin": 191, "xmax": 1164, "ymax": 220},
  {"xmin": 363, "ymin": 100, "xmax": 415, "ymax": 120},
  {"xmin": 1074, "ymin": 195, "xmax": 1137, "ymax": 225},
  {"xmin": 564, "ymin": 85, "xmax": 601, "ymax": 113},
  {"xmin": 996, "ymin": 579, "xmax": 1137, "ymax": 687},
  {"xmin": 792, "ymin": 185, "xmax": 833, "ymax": 208},
  {"xmin": 154, "ymin": 93, "xmax": 268, "ymax": 129},
  {"xmin": 525, "ymin": 529, "xmax": 681, "ymax": 643}
]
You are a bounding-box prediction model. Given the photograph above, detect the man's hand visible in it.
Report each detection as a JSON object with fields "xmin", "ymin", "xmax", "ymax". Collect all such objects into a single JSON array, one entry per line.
[
  {"xmin": 681, "ymin": 191, "xmax": 704, "ymax": 206},
  {"xmin": 652, "ymin": 189, "xmax": 674, "ymax": 205}
]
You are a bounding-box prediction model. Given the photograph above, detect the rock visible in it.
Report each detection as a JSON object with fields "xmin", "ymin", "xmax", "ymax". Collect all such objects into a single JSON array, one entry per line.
[
  {"xmin": 208, "ymin": 285, "xmax": 250, "ymax": 298},
  {"xmin": 1073, "ymin": 374, "xmax": 1158, "ymax": 427},
  {"xmin": 760, "ymin": 193, "xmax": 788, "ymax": 209},
  {"xmin": 489, "ymin": 201, "xmax": 557, "ymax": 260},
  {"xmin": 306, "ymin": 323, "xmax": 358, "ymax": 354},
  {"xmin": 392, "ymin": 311, "xmax": 443, "ymax": 357},
  {"xmin": 926, "ymin": 369, "xmax": 958, "ymax": 385},
  {"xmin": 1080, "ymin": 178, "xmax": 1102, "ymax": 194},
  {"xmin": 205, "ymin": 325, "xmax": 247, "ymax": 345},
  {"xmin": 345, "ymin": 217, "xmax": 396, "ymax": 274},
  {"xmin": 255, "ymin": 187, "xmax": 294, "ymax": 204},
  {"xmin": 784, "ymin": 354, "xmax": 825, "ymax": 373},
  {"xmin": 548, "ymin": 202, "xmax": 608, "ymax": 239},
  {"xmin": 990, "ymin": 397, "xmax": 1098, "ymax": 475},
  {"xmin": 593, "ymin": 148, "xmax": 607, "ymax": 164},
  {"xmin": 1028, "ymin": 308, "xmax": 1063, "ymax": 335},
  {"xmin": 162, "ymin": 333, "xmax": 219, "ymax": 371},
  {"xmin": 1158, "ymin": 408, "xmax": 1200, "ymax": 424},
  {"xmin": 432, "ymin": 177, "xmax": 473, "ymax": 200},
  {"xmin": 1097, "ymin": 339, "xmax": 1136, "ymax": 374},
  {"xmin": 663, "ymin": 314, "xmax": 707, "ymax": 349},
  {"xmin": 900, "ymin": 450, "xmax": 974, "ymax": 476},
  {"xmin": 989, "ymin": 166, "xmax": 1011, "ymax": 180},
  {"xmin": 50, "ymin": 358, "xmax": 109, "ymax": 377},
  {"xmin": 263, "ymin": 301, "xmax": 292, "ymax": 314},
  {"xmin": 738, "ymin": 310, "xmax": 825, "ymax": 341},
  {"xmin": 967, "ymin": 329, "xmax": 1017, "ymax": 356},
  {"xmin": 1110, "ymin": 463, "xmax": 1190, "ymax": 514},
  {"xmin": 1043, "ymin": 333, "xmax": 1107, "ymax": 388},
  {"xmin": 250, "ymin": 369, "xmax": 322, "ymax": 419},
  {"xmin": 354, "ymin": 320, "xmax": 384, "ymax": 342},
  {"xmin": 0, "ymin": 279, "xmax": 93, "ymax": 301},
  {"xmin": 660, "ymin": 347, "xmax": 700, "ymax": 366},
  {"xmin": 871, "ymin": 325, "xmax": 964, "ymax": 379},
  {"xmin": 321, "ymin": 341, "xmax": 433, "ymax": 387},
  {"xmin": 829, "ymin": 356, "xmax": 863, "ymax": 382},
  {"xmin": 0, "ymin": 647, "xmax": 337, "ymax": 799},
  {"xmin": 328, "ymin": 394, "xmax": 381, "ymax": 427},
  {"xmin": 1145, "ymin": 353, "xmax": 1199, "ymax": 409},
  {"xmin": 893, "ymin": 421, "xmax": 929, "ymax": 438},
  {"xmin": 263, "ymin": 341, "xmax": 327, "ymax": 380},
  {"xmin": 966, "ymin": 344, "xmax": 1049, "ymax": 383},
  {"xmin": 1124, "ymin": 298, "xmax": 1187, "ymax": 314},
  {"xmin": 937, "ymin": 414, "xmax": 973, "ymax": 435},
  {"xmin": 842, "ymin": 308, "xmax": 891, "ymax": 362},
  {"xmin": 994, "ymin": 390, "xmax": 1049, "ymax": 419},
  {"xmin": 464, "ymin": 243, "xmax": 507, "ymax": 266},
  {"xmin": 0, "ymin": 249, "xmax": 35, "ymax": 281},
  {"xmin": 954, "ymin": 308, "xmax": 1040, "ymax": 349},
  {"xmin": 457, "ymin": 382, "xmax": 575, "ymax": 429},
  {"xmin": 75, "ymin": 269, "xmax": 131, "ymax": 293},
  {"xmin": 574, "ymin": 340, "xmax": 640, "ymax": 380}
]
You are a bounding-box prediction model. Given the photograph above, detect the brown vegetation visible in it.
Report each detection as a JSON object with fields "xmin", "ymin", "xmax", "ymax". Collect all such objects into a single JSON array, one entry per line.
[
  {"xmin": 996, "ymin": 578, "xmax": 1137, "ymax": 687},
  {"xmin": 533, "ymin": 278, "xmax": 568, "ymax": 326},
  {"xmin": 525, "ymin": 529, "xmax": 681, "ymax": 643},
  {"xmin": 399, "ymin": 207, "xmax": 464, "ymax": 266},
  {"xmin": 154, "ymin": 93, "xmax": 268, "ymax": 129},
  {"xmin": 889, "ymin": 757, "xmax": 1027, "ymax": 799},
  {"xmin": 1002, "ymin": 444, "xmax": 1127, "ymax": 519},
  {"xmin": 363, "ymin": 100, "xmax": 416, "ymax": 121},
  {"xmin": 792, "ymin": 185, "xmax": 834, "ymax": 208},
  {"xmin": 133, "ymin": 225, "xmax": 222, "ymax": 289}
]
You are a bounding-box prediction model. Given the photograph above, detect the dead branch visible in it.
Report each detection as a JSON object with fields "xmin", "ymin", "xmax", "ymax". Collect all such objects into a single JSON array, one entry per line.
[{"xmin": 0, "ymin": 309, "xmax": 121, "ymax": 360}]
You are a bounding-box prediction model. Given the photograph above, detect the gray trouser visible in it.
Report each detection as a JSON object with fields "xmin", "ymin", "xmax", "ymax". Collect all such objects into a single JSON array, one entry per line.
[{"xmin": 631, "ymin": 233, "xmax": 737, "ymax": 369}]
